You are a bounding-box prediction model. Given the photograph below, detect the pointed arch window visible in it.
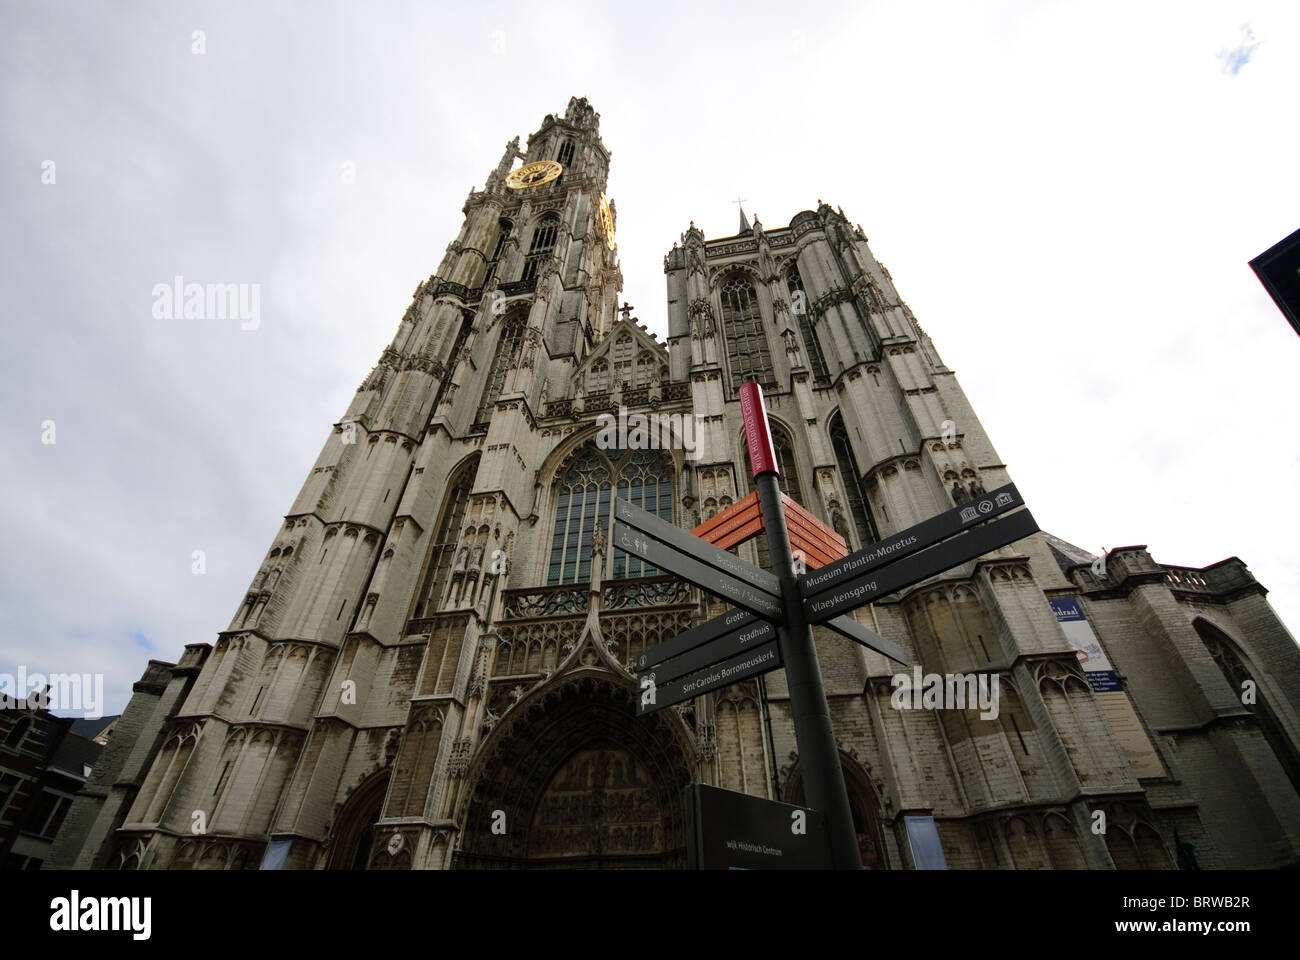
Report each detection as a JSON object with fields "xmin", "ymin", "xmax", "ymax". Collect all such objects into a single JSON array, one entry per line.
[
  {"xmin": 548, "ymin": 445, "xmax": 675, "ymax": 585},
  {"xmin": 787, "ymin": 262, "xmax": 829, "ymax": 383},
  {"xmin": 521, "ymin": 215, "xmax": 560, "ymax": 284},
  {"xmin": 433, "ymin": 311, "xmax": 473, "ymax": 413},
  {"xmin": 557, "ymin": 139, "xmax": 575, "ymax": 166},
  {"xmin": 477, "ymin": 313, "xmax": 526, "ymax": 423},
  {"xmin": 483, "ymin": 218, "xmax": 513, "ymax": 288},
  {"xmin": 720, "ymin": 272, "xmax": 775, "ymax": 391},
  {"xmin": 1194, "ymin": 619, "xmax": 1300, "ymax": 795},
  {"xmin": 829, "ymin": 412, "xmax": 880, "ymax": 549},
  {"xmin": 411, "ymin": 455, "xmax": 478, "ymax": 618},
  {"xmin": 548, "ymin": 446, "xmax": 611, "ymax": 586},
  {"xmin": 490, "ymin": 219, "xmax": 514, "ymax": 262},
  {"xmin": 613, "ymin": 450, "xmax": 674, "ymax": 579}
]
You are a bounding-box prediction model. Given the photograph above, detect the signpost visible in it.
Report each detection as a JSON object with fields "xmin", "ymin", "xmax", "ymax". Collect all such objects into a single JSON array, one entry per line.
[
  {"xmin": 685, "ymin": 783, "xmax": 832, "ymax": 870},
  {"xmin": 612, "ymin": 381, "xmax": 1041, "ymax": 870}
]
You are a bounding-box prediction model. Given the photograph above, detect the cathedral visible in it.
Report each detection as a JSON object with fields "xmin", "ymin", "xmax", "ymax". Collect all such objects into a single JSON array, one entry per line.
[{"xmin": 48, "ymin": 97, "xmax": 1300, "ymax": 870}]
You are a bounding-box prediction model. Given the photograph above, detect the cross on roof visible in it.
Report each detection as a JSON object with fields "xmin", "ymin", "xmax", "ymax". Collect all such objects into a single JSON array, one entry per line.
[{"xmin": 619, "ymin": 302, "xmax": 635, "ymax": 321}]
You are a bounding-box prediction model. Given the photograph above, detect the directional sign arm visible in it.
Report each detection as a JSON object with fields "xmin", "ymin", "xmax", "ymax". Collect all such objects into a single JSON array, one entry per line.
[
  {"xmin": 612, "ymin": 524, "xmax": 783, "ymax": 620},
  {"xmin": 635, "ymin": 607, "xmax": 758, "ymax": 671},
  {"xmin": 823, "ymin": 615, "xmax": 909, "ymax": 666},
  {"xmin": 800, "ymin": 483, "xmax": 1026, "ymax": 599},
  {"xmin": 614, "ymin": 498, "xmax": 779, "ymax": 596},
  {"xmin": 638, "ymin": 621, "xmax": 777, "ymax": 685},
  {"xmin": 804, "ymin": 508, "xmax": 1040, "ymax": 623},
  {"xmin": 637, "ymin": 641, "xmax": 783, "ymax": 715}
]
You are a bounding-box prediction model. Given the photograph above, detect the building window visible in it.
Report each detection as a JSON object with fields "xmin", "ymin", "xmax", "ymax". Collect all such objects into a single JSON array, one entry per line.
[
  {"xmin": 412, "ymin": 455, "xmax": 479, "ymax": 617},
  {"xmin": 613, "ymin": 450, "xmax": 674, "ymax": 579},
  {"xmin": 787, "ymin": 263, "xmax": 829, "ymax": 382},
  {"xmin": 27, "ymin": 789, "xmax": 71, "ymax": 839},
  {"xmin": 557, "ymin": 139, "xmax": 575, "ymax": 166},
  {"xmin": 483, "ymin": 219, "xmax": 513, "ymax": 288},
  {"xmin": 4, "ymin": 717, "xmax": 31, "ymax": 750},
  {"xmin": 830, "ymin": 412, "xmax": 880, "ymax": 549},
  {"xmin": 0, "ymin": 773, "xmax": 21, "ymax": 823},
  {"xmin": 720, "ymin": 273, "xmax": 775, "ymax": 391},
  {"xmin": 548, "ymin": 445, "xmax": 611, "ymax": 586},
  {"xmin": 477, "ymin": 314, "xmax": 526, "ymax": 422},
  {"xmin": 521, "ymin": 215, "xmax": 560, "ymax": 284},
  {"xmin": 433, "ymin": 312, "xmax": 473, "ymax": 415},
  {"xmin": 548, "ymin": 444, "xmax": 675, "ymax": 585},
  {"xmin": 611, "ymin": 333, "xmax": 634, "ymax": 388},
  {"xmin": 490, "ymin": 219, "xmax": 513, "ymax": 262}
]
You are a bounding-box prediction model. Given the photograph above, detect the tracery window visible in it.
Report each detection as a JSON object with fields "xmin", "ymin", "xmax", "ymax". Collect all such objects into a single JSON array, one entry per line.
[
  {"xmin": 829, "ymin": 412, "xmax": 880, "ymax": 549},
  {"xmin": 482, "ymin": 219, "xmax": 512, "ymax": 289},
  {"xmin": 521, "ymin": 215, "xmax": 560, "ymax": 284},
  {"xmin": 411, "ymin": 455, "xmax": 478, "ymax": 618},
  {"xmin": 548, "ymin": 444, "xmax": 674, "ymax": 585},
  {"xmin": 611, "ymin": 333, "xmax": 634, "ymax": 388},
  {"xmin": 557, "ymin": 139, "xmax": 575, "ymax": 166},
  {"xmin": 490, "ymin": 218, "xmax": 513, "ymax": 262},
  {"xmin": 613, "ymin": 450, "xmax": 674, "ymax": 579},
  {"xmin": 720, "ymin": 273, "xmax": 775, "ymax": 391},
  {"xmin": 477, "ymin": 313, "xmax": 526, "ymax": 423},
  {"xmin": 787, "ymin": 262, "xmax": 829, "ymax": 382}
]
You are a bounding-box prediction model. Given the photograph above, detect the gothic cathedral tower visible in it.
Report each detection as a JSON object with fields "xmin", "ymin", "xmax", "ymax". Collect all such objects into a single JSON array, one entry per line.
[{"xmin": 65, "ymin": 98, "xmax": 1300, "ymax": 872}]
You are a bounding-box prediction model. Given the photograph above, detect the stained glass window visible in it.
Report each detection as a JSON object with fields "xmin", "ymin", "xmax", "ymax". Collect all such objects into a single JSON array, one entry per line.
[{"xmin": 721, "ymin": 273, "xmax": 775, "ymax": 391}]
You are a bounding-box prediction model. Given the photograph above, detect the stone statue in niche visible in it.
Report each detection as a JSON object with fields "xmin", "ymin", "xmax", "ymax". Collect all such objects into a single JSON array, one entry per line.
[
  {"xmin": 951, "ymin": 481, "xmax": 968, "ymax": 504},
  {"xmin": 968, "ymin": 477, "xmax": 985, "ymax": 497},
  {"xmin": 831, "ymin": 509, "xmax": 850, "ymax": 542}
]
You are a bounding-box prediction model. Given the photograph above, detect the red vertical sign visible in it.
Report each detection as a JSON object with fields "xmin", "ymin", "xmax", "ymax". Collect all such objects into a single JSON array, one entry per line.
[{"xmin": 739, "ymin": 382, "xmax": 778, "ymax": 478}]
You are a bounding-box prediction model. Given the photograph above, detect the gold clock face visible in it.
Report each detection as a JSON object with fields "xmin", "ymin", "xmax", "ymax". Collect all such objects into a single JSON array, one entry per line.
[
  {"xmin": 506, "ymin": 160, "xmax": 563, "ymax": 190},
  {"xmin": 598, "ymin": 193, "xmax": 615, "ymax": 249}
]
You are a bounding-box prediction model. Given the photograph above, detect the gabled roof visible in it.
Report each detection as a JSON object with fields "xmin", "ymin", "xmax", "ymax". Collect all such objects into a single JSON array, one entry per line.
[
  {"xmin": 1040, "ymin": 532, "xmax": 1099, "ymax": 575},
  {"xmin": 573, "ymin": 317, "xmax": 668, "ymax": 384}
]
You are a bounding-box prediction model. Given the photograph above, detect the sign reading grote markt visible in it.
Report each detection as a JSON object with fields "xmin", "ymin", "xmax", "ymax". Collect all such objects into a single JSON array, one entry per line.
[{"xmin": 40, "ymin": 96, "xmax": 1300, "ymax": 873}]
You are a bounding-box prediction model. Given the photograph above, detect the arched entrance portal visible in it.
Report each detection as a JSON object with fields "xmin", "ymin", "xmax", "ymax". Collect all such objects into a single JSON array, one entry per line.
[
  {"xmin": 784, "ymin": 756, "xmax": 891, "ymax": 869},
  {"xmin": 326, "ymin": 770, "xmax": 391, "ymax": 870},
  {"xmin": 456, "ymin": 674, "xmax": 692, "ymax": 869}
]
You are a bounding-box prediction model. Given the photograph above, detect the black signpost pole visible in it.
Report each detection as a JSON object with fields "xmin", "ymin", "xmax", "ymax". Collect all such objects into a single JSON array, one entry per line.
[{"xmin": 742, "ymin": 383, "xmax": 862, "ymax": 870}]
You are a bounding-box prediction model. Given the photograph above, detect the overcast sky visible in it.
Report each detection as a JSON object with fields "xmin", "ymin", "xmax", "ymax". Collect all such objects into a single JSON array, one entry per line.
[{"xmin": 2, "ymin": 1, "xmax": 1297, "ymax": 716}]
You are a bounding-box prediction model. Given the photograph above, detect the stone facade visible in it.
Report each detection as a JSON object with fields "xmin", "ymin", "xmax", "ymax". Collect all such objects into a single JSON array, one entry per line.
[{"xmin": 50, "ymin": 97, "xmax": 1300, "ymax": 870}]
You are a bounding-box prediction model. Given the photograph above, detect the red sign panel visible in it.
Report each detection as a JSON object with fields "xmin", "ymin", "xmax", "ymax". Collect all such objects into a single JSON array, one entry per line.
[{"xmin": 739, "ymin": 382, "xmax": 778, "ymax": 478}]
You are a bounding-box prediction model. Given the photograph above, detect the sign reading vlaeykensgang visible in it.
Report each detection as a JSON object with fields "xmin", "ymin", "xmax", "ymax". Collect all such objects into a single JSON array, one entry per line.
[
  {"xmin": 800, "ymin": 483, "xmax": 1026, "ymax": 599},
  {"xmin": 803, "ymin": 508, "xmax": 1040, "ymax": 623}
]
